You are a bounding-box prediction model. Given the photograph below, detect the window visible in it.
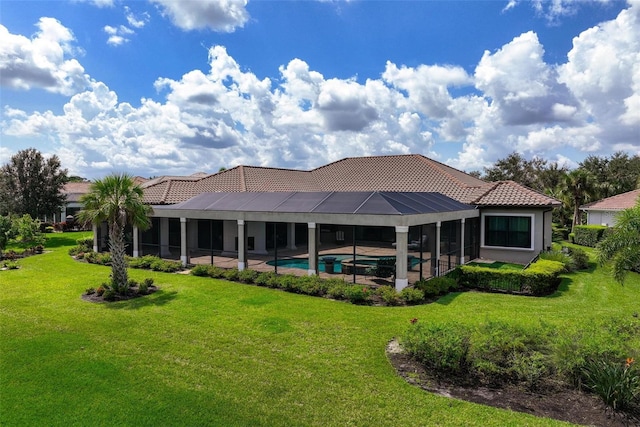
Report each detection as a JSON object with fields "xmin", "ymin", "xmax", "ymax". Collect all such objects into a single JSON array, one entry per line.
[{"xmin": 484, "ymin": 215, "xmax": 532, "ymax": 249}]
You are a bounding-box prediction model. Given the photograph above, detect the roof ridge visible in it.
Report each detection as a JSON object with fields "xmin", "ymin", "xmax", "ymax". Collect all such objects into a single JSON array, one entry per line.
[
  {"xmin": 161, "ymin": 180, "xmax": 174, "ymax": 204},
  {"xmin": 239, "ymin": 165, "xmax": 247, "ymax": 191},
  {"xmin": 417, "ymin": 155, "xmax": 485, "ymax": 189},
  {"xmin": 469, "ymin": 181, "xmax": 501, "ymax": 204}
]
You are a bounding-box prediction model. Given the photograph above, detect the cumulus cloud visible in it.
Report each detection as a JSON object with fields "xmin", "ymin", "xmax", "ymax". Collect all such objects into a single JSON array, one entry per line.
[
  {"xmin": 0, "ymin": 18, "xmax": 89, "ymax": 95},
  {"xmin": 151, "ymin": 0, "xmax": 249, "ymax": 32}
]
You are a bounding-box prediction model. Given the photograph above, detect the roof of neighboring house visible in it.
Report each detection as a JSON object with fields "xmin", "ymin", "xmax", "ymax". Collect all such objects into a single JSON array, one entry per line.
[
  {"xmin": 581, "ymin": 189, "xmax": 640, "ymax": 211},
  {"xmin": 62, "ymin": 182, "xmax": 92, "ymax": 202},
  {"xmin": 142, "ymin": 154, "xmax": 561, "ymax": 208}
]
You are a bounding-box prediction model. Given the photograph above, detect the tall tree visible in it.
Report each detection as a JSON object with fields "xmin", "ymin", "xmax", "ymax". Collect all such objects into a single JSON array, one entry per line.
[
  {"xmin": 597, "ymin": 200, "xmax": 640, "ymax": 284},
  {"xmin": 563, "ymin": 169, "xmax": 594, "ymax": 232},
  {"xmin": 0, "ymin": 148, "xmax": 68, "ymax": 218},
  {"xmin": 77, "ymin": 174, "xmax": 152, "ymax": 294}
]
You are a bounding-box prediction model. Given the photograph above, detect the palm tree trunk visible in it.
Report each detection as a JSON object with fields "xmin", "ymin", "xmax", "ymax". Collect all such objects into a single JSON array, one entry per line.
[{"xmin": 108, "ymin": 221, "xmax": 128, "ymax": 294}]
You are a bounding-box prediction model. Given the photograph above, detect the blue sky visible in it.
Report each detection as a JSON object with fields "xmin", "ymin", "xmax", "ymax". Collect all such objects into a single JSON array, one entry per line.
[{"xmin": 1, "ymin": 0, "xmax": 638, "ymax": 179}]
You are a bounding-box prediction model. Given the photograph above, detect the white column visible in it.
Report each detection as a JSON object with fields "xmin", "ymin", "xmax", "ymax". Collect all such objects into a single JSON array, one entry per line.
[
  {"xmin": 92, "ymin": 224, "xmax": 99, "ymax": 252},
  {"xmin": 180, "ymin": 218, "xmax": 188, "ymax": 266},
  {"xmin": 133, "ymin": 226, "xmax": 139, "ymax": 258},
  {"xmin": 307, "ymin": 222, "xmax": 317, "ymax": 276},
  {"xmin": 460, "ymin": 218, "xmax": 465, "ymax": 265},
  {"xmin": 435, "ymin": 221, "xmax": 441, "ymax": 276},
  {"xmin": 237, "ymin": 220, "xmax": 246, "ymax": 271},
  {"xmin": 394, "ymin": 225, "xmax": 409, "ymax": 291},
  {"xmin": 287, "ymin": 222, "xmax": 297, "ymax": 250}
]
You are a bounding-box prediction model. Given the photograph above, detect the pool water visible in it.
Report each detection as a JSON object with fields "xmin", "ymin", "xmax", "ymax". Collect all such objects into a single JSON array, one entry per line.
[{"xmin": 266, "ymin": 254, "xmax": 424, "ymax": 273}]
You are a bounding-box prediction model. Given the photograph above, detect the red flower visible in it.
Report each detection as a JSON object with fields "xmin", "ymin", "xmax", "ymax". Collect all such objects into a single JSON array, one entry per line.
[
  {"xmin": 410, "ymin": 318, "xmax": 418, "ymax": 324},
  {"xmin": 626, "ymin": 357, "xmax": 635, "ymax": 368}
]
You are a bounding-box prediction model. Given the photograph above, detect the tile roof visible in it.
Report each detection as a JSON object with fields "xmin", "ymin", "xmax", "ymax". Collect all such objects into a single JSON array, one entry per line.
[
  {"xmin": 62, "ymin": 182, "xmax": 92, "ymax": 202},
  {"xmin": 581, "ymin": 189, "xmax": 640, "ymax": 211},
  {"xmin": 471, "ymin": 181, "xmax": 562, "ymax": 207},
  {"xmin": 142, "ymin": 154, "xmax": 561, "ymax": 208}
]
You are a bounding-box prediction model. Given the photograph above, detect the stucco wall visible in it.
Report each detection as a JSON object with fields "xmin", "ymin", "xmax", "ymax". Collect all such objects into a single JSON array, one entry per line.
[{"xmin": 479, "ymin": 207, "xmax": 551, "ymax": 265}]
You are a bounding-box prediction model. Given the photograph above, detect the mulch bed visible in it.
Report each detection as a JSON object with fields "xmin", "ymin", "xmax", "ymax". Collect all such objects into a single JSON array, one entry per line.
[
  {"xmin": 386, "ymin": 339, "xmax": 636, "ymax": 427},
  {"xmin": 81, "ymin": 285, "xmax": 158, "ymax": 303}
]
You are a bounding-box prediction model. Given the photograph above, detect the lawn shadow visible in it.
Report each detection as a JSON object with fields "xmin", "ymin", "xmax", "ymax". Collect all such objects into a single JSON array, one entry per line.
[
  {"xmin": 106, "ymin": 289, "xmax": 178, "ymax": 310},
  {"xmin": 434, "ymin": 291, "xmax": 464, "ymax": 305},
  {"xmin": 545, "ymin": 277, "xmax": 572, "ymax": 299},
  {"xmin": 45, "ymin": 234, "xmax": 83, "ymax": 248}
]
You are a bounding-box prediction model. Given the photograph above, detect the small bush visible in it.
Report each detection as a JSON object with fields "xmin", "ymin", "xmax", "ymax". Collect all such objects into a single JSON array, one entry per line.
[
  {"xmin": 277, "ymin": 274, "xmax": 299, "ymax": 292},
  {"xmin": 143, "ymin": 277, "xmax": 154, "ymax": 287},
  {"xmin": 400, "ymin": 287, "xmax": 424, "ymax": 304},
  {"xmin": 566, "ymin": 246, "xmax": 589, "ymax": 270},
  {"xmin": 378, "ymin": 286, "xmax": 401, "ymax": 306},
  {"xmin": 85, "ymin": 287, "xmax": 95, "ymax": 295},
  {"xmin": 574, "ymin": 225, "xmax": 608, "ymax": 247},
  {"xmin": 191, "ymin": 265, "xmax": 212, "ymax": 277},
  {"xmin": 582, "ymin": 358, "xmax": 640, "ymax": 417},
  {"xmin": 539, "ymin": 250, "xmax": 575, "ymax": 272},
  {"xmin": 138, "ymin": 281, "xmax": 149, "ymax": 295},
  {"xmin": 344, "ymin": 285, "xmax": 371, "ymax": 304},
  {"xmin": 402, "ymin": 321, "xmax": 471, "ymax": 376},
  {"xmin": 1, "ymin": 260, "xmax": 19, "ymax": 270},
  {"xmin": 414, "ymin": 279, "xmax": 441, "ymax": 297},
  {"xmin": 149, "ymin": 258, "xmax": 182, "ymax": 273},
  {"xmin": 297, "ymin": 276, "xmax": 329, "ymax": 296},
  {"xmin": 327, "ymin": 282, "xmax": 347, "ymax": 299},
  {"xmin": 222, "ymin": 268, "xmax": 240, "ymax": 281},
  {"xmin": 255, "ymin": 271, "xmax": 278, "ymax": 287},
  {"xmin": 102, "ymin": 289, "xmax": 116, "ymax": 301},
  {"xmin": 238, "ymin": 269, "xmax": 258, "ymax": 284}
]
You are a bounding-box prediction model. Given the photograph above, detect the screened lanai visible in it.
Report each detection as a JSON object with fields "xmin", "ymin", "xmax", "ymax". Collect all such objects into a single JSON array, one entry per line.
[{"xmin": 135, "ymin": 191, "xmax": 479, "ymax": 290}]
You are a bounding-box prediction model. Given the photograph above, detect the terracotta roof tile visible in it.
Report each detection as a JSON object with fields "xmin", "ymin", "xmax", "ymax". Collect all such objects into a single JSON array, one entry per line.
[
  {"xmin": 471, "ymin": 181, "xmax": 561, "ymax": 207},
  {"xmin": 581, "ymin": 189, "xmax": 640, "ymax": 211},
  {"xmin": 141, "ymin": 154, "xmax": 561, "ymax": 208}
]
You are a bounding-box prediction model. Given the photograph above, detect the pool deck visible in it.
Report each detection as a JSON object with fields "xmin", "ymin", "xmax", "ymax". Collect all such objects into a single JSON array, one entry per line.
[{"xmin": 184, "ymin": 242, "xmax": 448, "ymax": 287}]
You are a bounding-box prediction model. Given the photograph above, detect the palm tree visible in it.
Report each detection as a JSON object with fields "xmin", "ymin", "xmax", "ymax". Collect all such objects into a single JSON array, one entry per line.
[
  {"xmin": 597, "ymin": 201, "xmax": 640, "ymax": 284},
  {"xmin": 563, "ymin": 169, "xmax": 594, "ymax": 233},
  {"xmin": 78, "ymin": 174, "xmax": 151, "ymax": 294}
]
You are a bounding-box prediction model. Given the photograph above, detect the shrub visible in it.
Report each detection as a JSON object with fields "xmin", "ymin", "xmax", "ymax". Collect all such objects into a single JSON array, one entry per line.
[
  {"xmin": 413, "ymin": 279, "xmax": 441, "ymax": 297},
  {"xmin": 191, "ymin": 265, "xmax": 212, "ymax": 277},
  {"xmin": 84, "ymin": 252, "xmax": 112, "ymax": 265},
  {"xmin": 522, "ymin": 259, "xmax": 564, "ymax": 295},
  {"xmin": 402, "ymin": 321, "xmax": 471, "ymax": 376},
  {"xmin": 222, "ymin": 268, "xmax": 240, "ymax": 282},
  {"xmin": 377, "ymin": 286, "xmax": 401, "ymax": 306},
  {"xmin": 574, "ymin": 225, "xmax": 608, "ymax": 247},
  {"xmin": 238, "ymin": 269, "xmax": 258, "ymax": 284},
  {"xmin": 539, "ymin": 250, "xmax": 575, "ymax": 272},
  {"xmin": 467, "ymin": 320, "xmax": 551, "ymax": 387},
  {"xmin": 85, "ymin": 287, "xmax": 95, "ymax": 295},
  {"xmin": 138, "ymin": 281, "xmax": 149, "ymax": 295},
  {"xmin": 297, "ymin": 276, "xmax": 329, "ymax": 296},
  {"xmin": 567, "ymin": 246, "xmax": 589, "ymax": 270},
  {"xmin": 142, "ymin": 277, "xmax": 154, "ymax": 287},
  {"xmin": 127, "ymin": 255, "xmax": 158, "ymax": 269},
  {"xmin": 582, "ymin": 358, "xmax": 640, "ymax": 417},
  {"xmin": 1, "ymin": 260, "xmax": 19, "ymax": 270},
  {"xmin": 102, "ymin": 289, "xmax": 116, "ymax": 301},
  {"xmin": 255, "ymin": 271, "xmax": 278, "ymax": 287},
  {"xmin": 45, "ymin": 226, "xmax": 54, "ymax": 233},
  {"xmin": 400, "ymin": 287, "xmax": 424, "ymax": 304},
  {"xmin": 344, "ymin": 285, "xmax": 371, "ymax": 304},
  {"xmin": 277, "ymin": 274, "xmax": 299, "ymax": 292},
  {"xmin": 149, "ymin": 258, "xmax": 182, "ymax": 273},
  {"xmin": 373, "ymin": 257, "xmax": 395, "ymax": 278},
  {"xmin": 327, "ymin": 282, "xmax": 347, "ymax": 299}
]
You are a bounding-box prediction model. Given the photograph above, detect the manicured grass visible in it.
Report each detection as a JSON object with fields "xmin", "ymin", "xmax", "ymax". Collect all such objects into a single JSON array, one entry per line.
[{"xmin": 1, "ymin": 233, "xmax": 639, "ymax": 426}]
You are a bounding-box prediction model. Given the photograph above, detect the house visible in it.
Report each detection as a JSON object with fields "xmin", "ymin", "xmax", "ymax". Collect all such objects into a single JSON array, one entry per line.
[
  {"xmin": 580, "ymin": 189, "xmax": 640, "ymax": 226},
  {"xmin": 92, "ymin": 154, "xmax": 560, "ymax": 290}
]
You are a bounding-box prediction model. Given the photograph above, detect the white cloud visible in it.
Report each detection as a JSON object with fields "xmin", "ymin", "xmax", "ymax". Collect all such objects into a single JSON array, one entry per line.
[
  {"xmin": 126, "ymin": 6, "xmax": 150, "ymax": 29},
  {"xmin": 151, "ymin": 0, "xmax": 249, "ymax": 32},
  {"xmin": 2, "ymin": 4, "xmax": 639, "ymax": 179},
  {"xmin": 0, "ymin": 18, "xmax": 89, "ymax": 95}
]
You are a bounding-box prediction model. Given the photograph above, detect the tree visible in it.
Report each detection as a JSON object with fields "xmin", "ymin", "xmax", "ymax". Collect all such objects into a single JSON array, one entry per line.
[
  {"xmin": 597, "ymin": 200, "xmax": 640, "ymax": 284},
  {"xmin": 0, "ymin": 148, "xmax": 68, "ymax": 218},
  {"xmin": 77, "ymin": 174, "xmax": 152, "ymax": 294},
  {"xmin": 563, "ymin": 169, "xmax": 594, "ymax": 232}
]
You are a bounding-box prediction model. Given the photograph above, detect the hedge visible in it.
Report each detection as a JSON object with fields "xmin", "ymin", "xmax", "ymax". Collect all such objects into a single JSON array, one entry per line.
[
  {"xmin": 458, "ymin": 259, "xmax": 564, "ymax": 296},
  {"xmin": 573, "ymin": 225, "xmax": 608, "ymax": 247}
]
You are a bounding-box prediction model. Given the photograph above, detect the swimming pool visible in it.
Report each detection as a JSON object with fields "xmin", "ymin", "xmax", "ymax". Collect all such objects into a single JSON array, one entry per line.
[{"xmin": 266, "ymin": 254, "xmax": 424, "ymax": 274}]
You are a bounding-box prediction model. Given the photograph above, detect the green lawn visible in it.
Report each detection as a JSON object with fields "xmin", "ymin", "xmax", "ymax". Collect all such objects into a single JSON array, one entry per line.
[{"xmin": 1, "ymin": 233, "xmax": 639, "ymax": 426}]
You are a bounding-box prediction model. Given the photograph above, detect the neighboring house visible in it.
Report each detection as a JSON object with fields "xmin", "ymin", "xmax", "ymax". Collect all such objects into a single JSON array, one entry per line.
[
  {"xmin": 580, "ymin": 189, "xmax": 640, "ymax": 226},
  {"xmin": 113, "ymin": 154, "xmax": 560, "ymax": 290},
  {"xmin": 56, "ymin": 177, "xmax": 149, "ymax": 223}
]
